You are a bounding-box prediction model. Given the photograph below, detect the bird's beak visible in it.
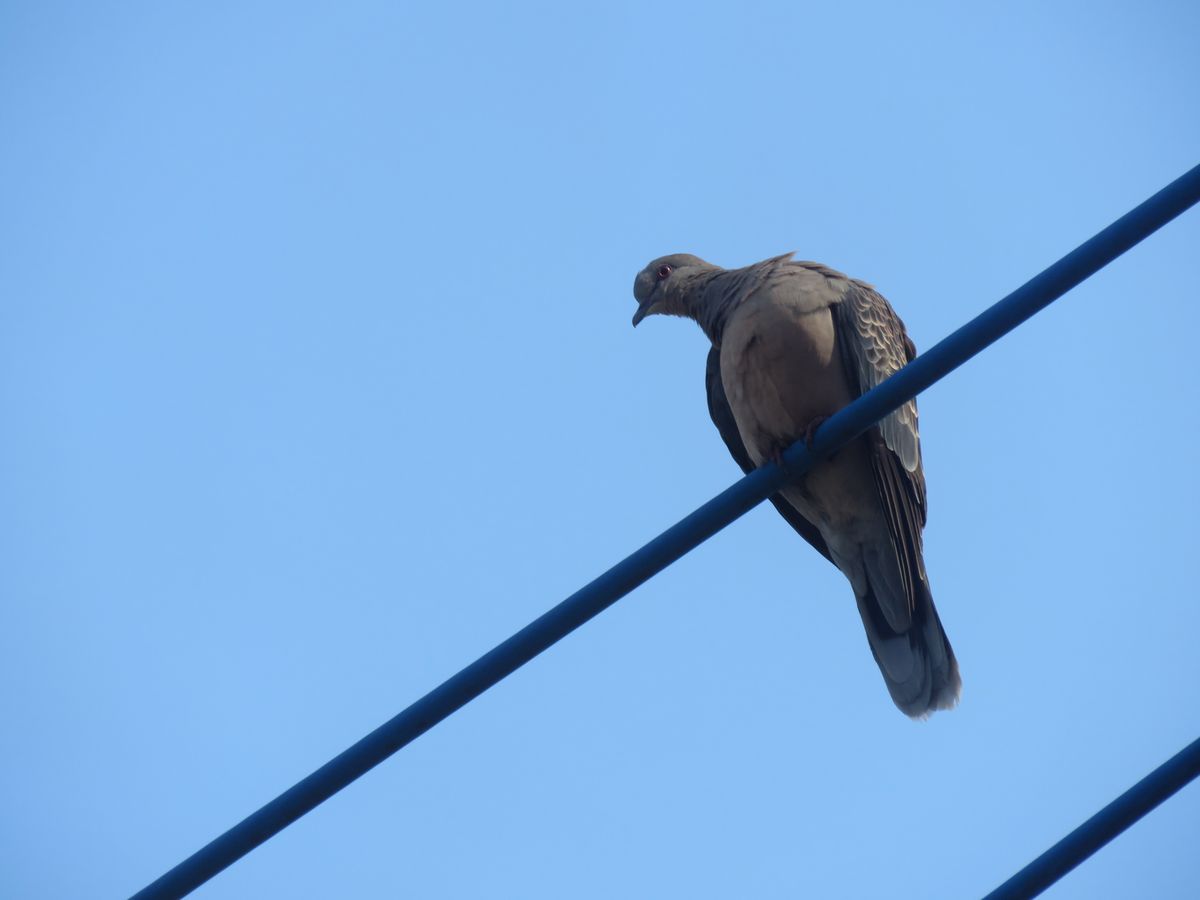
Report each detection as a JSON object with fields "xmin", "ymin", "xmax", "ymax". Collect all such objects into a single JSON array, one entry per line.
[{"xmin": 632, "ymin": 300, "xmax": 656, "ymax": 327}]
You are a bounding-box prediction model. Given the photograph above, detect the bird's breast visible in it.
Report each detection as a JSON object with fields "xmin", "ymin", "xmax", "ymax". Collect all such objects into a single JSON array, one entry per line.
[
  {"xmin": 718, "ymin": 295, "xmax": 855, "ymax": 465},
  {"xmin": 718, "ymin": 294, "xmax": 882, "ymax": 549}
]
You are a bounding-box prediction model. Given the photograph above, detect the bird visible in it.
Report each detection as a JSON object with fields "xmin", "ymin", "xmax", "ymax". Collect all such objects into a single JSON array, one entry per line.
[{"xmin": 632, "ymin": 252, "xmax": 960, "ymax": 718}]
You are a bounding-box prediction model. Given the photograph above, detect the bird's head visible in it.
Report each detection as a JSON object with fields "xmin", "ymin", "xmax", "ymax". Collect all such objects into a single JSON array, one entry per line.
[{"xmin": 632, "ymin": 253, "xmax": 712, "ymax": 326}]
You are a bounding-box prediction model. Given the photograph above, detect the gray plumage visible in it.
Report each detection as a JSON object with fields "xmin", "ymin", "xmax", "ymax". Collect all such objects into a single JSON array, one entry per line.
[{"xmin": 632, "ymin": 252, "xmax": 960, "ymax": 718}]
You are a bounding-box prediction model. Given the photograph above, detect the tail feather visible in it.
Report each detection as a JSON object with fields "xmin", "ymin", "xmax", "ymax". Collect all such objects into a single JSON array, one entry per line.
[{"xmin": 856, "ymin": 580, "xmax": 960, "ymax": 718}]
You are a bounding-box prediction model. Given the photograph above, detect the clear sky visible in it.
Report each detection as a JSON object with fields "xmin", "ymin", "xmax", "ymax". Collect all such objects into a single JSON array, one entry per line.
[{"xmin": 3, "ymin": 3, "xmax": 1198, "ymax": 898}]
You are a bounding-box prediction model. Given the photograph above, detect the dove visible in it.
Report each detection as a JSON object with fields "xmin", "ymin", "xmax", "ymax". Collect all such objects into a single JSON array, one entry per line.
[{"xmin": 633, "ymin": 252, "xmax": 960, "ymax": 717}]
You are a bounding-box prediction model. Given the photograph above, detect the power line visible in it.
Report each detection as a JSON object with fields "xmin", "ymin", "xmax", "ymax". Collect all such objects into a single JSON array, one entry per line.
[
  {"xmin": 983, "ymin": 736, "xmax": 1200, "ymax": 899},
  {"xmin": 129, "ymin": 163, "xmax": 1200, "ymax": 900}
]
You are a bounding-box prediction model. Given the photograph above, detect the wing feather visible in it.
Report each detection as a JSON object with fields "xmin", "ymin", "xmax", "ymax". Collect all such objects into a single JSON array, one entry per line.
[{"xmin": 832, "ymin": 282, "xmax": 928, "ymax": 611}]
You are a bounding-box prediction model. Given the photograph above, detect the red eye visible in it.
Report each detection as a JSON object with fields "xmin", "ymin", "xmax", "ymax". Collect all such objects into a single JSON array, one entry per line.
[{"xmin": 656, "ymin": 264, "xmax": 673, "ymax": 280}]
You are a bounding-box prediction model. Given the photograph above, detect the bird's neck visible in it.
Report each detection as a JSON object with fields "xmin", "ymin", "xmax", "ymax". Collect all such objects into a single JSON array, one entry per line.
[{"xmin": 684, "ymin": 269, "xmax": 746, "ymax": 346}]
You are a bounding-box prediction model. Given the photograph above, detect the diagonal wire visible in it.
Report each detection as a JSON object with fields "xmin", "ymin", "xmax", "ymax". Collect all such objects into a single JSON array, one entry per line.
[
  {"xmin": 982, "ymin": 736, "xmax": 1200, "ymax": 899},
  {"xmin": 129, "ymin": 163, "xmax": 1200, "ymax": 900}
]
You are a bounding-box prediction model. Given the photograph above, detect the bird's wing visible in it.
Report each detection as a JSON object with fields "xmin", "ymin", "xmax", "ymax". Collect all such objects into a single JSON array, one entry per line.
[
  {"xmin": 704, "ymin": 345, "xmax": 834, "ymax": 565},
  {"xmin": 831, "ymin": 281, "xmax": 928, "ymax": 612}
]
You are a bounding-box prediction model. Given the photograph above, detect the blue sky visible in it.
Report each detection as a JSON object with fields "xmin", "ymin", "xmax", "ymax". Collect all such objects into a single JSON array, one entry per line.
[{"xmin": 2, "ymin": 2, "xmax": 1198, "ymax": 898}]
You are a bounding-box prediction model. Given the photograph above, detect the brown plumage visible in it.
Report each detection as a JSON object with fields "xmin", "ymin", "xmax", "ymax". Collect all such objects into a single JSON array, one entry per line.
[{"xmin": 633, "ymin": 253, "xmax": 960, "ymax": 717}]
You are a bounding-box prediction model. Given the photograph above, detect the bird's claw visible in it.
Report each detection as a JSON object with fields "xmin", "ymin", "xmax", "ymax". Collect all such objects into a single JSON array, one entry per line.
[
  {"xmin": 769, "ymin": 416, "xmax": 831, "ymax": 473},
  {"xmin": 802, "ymin": 415, "xmax": 829, "ymax": 450}
]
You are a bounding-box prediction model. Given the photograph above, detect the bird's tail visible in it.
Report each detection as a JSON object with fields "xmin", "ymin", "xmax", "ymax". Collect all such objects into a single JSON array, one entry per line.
[{"xmin": 856, "ymin": 581, "xmax": 960, "ymax": 718}]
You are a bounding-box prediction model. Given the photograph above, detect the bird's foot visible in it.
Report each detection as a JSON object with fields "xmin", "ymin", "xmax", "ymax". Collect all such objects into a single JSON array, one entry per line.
[
  {"xmin": 801, "ymin": 415, "xmax": 829, "ymax": 450},
  {"xmin": 770, "ymin": 417, "xmax": 833, "ymax": 474},
  {"xmin": 767, "ymin": 445, "xmax": 788, "ymax": 469}
]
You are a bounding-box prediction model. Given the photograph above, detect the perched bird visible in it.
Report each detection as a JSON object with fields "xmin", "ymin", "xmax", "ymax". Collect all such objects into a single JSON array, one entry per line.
[{"xmin": 632, "ymin": 253, "xmax": 960, "ymax": 718}]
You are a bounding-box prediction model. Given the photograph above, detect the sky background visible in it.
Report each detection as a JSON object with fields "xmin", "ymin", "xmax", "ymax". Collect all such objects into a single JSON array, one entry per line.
[{"xmin": 2, "ymin": 2, "xmax": 1199, "ymax": 898}]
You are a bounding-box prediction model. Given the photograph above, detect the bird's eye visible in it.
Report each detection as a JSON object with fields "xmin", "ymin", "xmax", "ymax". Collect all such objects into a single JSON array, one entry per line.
[{"xmin": 656, "ymin": 264, "xmax": 673, "ymax": 280}]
